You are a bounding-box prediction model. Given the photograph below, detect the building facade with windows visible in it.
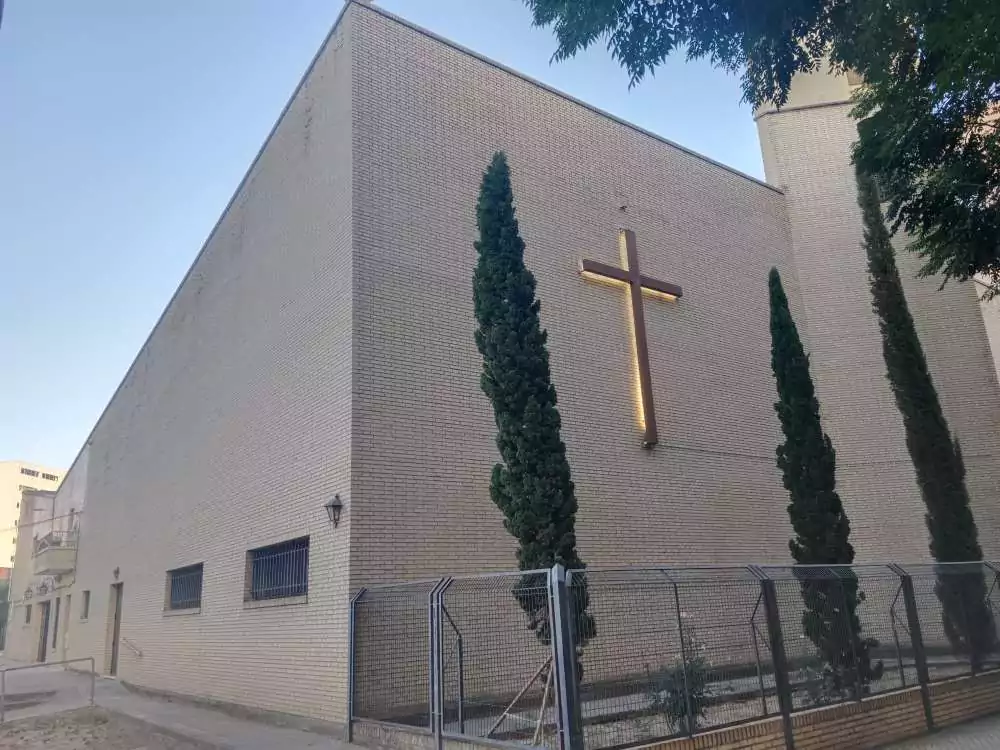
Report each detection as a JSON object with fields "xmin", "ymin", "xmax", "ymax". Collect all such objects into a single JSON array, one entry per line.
[
  {"xmin": 6, "ymin": 0, "xmax": 1000, "ymax": 733},
  {"xmin": 0, "ymin": 461, "xmax": 63, "ymax": 568}
]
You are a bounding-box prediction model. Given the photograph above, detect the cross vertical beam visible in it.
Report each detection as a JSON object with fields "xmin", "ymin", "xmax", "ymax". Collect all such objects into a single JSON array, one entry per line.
[{"xmin": 580, "ymin": 229, "xmax": 682, "ymax": 448}]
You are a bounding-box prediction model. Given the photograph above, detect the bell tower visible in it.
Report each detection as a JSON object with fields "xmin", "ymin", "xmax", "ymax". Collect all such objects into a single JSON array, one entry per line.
[{"xmin": 753, "ymin": 64, "xmax": 1000, "ymax": 561}]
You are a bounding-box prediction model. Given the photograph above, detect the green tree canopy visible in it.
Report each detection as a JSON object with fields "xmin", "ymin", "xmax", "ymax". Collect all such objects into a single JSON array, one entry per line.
[{"xmin": 525, "ymin": 0, "xmax": 1000, "ymax": 291}]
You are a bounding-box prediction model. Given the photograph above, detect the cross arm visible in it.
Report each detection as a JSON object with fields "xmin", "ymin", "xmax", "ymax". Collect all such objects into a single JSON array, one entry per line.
[
  {"xmin": 580, "ymin": 259, "xmax": 630, "ymax": 283},
  {"xmin": 639, "ymin": 275, "xmax": 683, "ymax": 299}
]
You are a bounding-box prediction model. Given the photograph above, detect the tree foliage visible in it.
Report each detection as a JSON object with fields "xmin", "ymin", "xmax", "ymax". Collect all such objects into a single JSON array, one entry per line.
[
  {"xmin": 473, "ymin": 152, "xmax": 595, "ymax": 646},
  {"xmin": 857, "ymin": 168, "xmax": 995, "ymax": 667},
  {"xmin": 769, "ymin": 267, "xmax": 881, "ymax": 697},
  {"xmin": 524, "ymin": 0, "xmax": 1000, "ymax": 290}
]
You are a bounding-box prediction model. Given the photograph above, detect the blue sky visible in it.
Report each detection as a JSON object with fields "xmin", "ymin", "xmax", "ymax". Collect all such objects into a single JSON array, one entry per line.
[{"xmin": 0, "ymin": 0, "xmax": 763, "ymax": 469}]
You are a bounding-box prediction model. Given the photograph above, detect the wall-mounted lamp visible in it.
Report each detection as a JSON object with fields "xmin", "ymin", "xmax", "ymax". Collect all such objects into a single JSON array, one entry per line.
[{"xmin": 325, "ymin": 495, "xmax": 344, "ymax": 527}]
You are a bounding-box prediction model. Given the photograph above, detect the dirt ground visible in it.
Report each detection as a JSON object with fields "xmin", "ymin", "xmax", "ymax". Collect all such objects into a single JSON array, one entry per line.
[{"xmin": 0, "ymin": 707, "xmax": 213, "ymax": 750}]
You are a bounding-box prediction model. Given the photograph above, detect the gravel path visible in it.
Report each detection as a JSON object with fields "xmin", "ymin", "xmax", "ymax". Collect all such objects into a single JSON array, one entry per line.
[{"xmin": 0, "ymin": 707, "xmax": 212, "ymax": 750}]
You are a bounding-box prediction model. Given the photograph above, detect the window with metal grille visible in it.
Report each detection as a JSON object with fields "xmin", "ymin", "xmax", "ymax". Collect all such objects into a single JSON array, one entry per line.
[
  {"xmin": 19, "ymin": 468, "xmax": 38, "ymax": 478},
  {"xmin": 167, "ymin": 564, "xmax": 204, "ymax": 610},
  {"xmin": 80, "ymin": 590, "xmax": 90, "ymax": 620},
  {"xmin": 245, "ymin": 537, "xmax": 309, "ymax": 601},
  {"xmin": 41, "ymin": 473, "xmax": 59, "ymax": 482}
]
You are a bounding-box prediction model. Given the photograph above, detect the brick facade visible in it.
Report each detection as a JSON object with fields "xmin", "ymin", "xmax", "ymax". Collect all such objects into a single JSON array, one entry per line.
[{"xmin": 7, "ymin": 0, "xmax": 1000, "ymax": 734}]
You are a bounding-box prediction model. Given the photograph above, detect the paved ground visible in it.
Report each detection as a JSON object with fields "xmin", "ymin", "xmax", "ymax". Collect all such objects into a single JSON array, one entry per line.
[
  {"xmin": 0, "ymin": 658, "xmax": 347, "ymax": 749},
  {"xmin": 0, "ymin": 707, "xmax": 211, "ymax": 750},
  {"xmin": 887, "ymin": 714, "xmax": 1000, "ymax": 749}
]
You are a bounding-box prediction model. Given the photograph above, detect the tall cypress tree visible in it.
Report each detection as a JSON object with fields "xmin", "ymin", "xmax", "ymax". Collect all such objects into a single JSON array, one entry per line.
[
  {"xmin": 473, "ymin": 152, "xmax": 594, "ymax": 647},
  {"xmin": 856, "ymin": 169, "xmax": 995, "ymax": 669},
  {"xmin": 769, "ymin": 267, "xmax": 881, "ymax": 697}
]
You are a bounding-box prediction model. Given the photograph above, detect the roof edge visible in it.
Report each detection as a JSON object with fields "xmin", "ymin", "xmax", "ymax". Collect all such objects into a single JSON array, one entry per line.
[
  {"xmin": 50, "ymin": 1, "xmax": 356, "ymax": 488},
  {"xmin": 353, "ymin": 1, "xmax": 781, "ymax": 195}
]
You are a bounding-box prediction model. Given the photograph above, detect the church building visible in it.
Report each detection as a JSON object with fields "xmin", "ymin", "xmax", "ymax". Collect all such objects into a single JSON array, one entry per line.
[{"xmin": 7, "ymin": 0, "xmax": 1000, "ymax": 732}]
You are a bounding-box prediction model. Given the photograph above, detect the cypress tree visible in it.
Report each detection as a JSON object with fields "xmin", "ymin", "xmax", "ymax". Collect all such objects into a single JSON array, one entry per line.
[
  {"xmin": 769, "ymin": 267, "xmax": 881, "ymax": 697},
  {"xmin": 857, "ymin": 169, "xmax": 995, "ymax": 669},
  {"xmin": 473, "ymin": 152, "xmax": 594, "ymax": 647}
]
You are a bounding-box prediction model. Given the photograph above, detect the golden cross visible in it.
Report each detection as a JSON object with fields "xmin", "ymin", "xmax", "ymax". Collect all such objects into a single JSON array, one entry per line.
[{"xmin": 580, "ymin": 229, "xmax": 682, "ymax": 448}]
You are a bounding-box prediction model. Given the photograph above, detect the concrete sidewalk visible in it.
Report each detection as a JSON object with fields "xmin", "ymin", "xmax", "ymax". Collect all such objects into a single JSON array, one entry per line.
[
  {"xmin": 887, "ymin": 713, "xmax": 1000, "ymax": 749},
  {"xmin": 95, "ymin": 679, "xmax": 346, "ymax": 750},
  {"xmin": 0, "ymin": 657, "xmax": 351, "ymax": 749}
]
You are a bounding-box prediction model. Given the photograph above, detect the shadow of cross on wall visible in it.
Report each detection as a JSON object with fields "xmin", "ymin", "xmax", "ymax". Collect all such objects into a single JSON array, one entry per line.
[{"xmin": 579, "ymin": 229, "xmax": 683, "ymax": 448}]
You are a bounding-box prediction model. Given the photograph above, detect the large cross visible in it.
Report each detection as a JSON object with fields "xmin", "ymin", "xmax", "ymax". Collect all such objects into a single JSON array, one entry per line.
[{"xmin": 580, "ymin": 229, "xmax": 682, "ymax": 448}]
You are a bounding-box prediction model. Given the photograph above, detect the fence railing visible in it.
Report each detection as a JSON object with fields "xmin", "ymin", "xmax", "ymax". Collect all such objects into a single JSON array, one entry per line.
[
  {"xmin": 32, "ymin": 529, "xmax": 78, "ymax": 556},
  {"xmin": 349, "ymin": 562, "xmax": 1000, "ymax": 750},
  {"xmin": 0, "ymin": 657, "xmax": 96, "ymax": 723}
]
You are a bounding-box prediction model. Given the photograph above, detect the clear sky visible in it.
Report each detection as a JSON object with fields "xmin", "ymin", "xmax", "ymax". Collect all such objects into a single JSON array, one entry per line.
[{"xmin": 0, "ymin": 0, "xmax": 763, "ymax": 470}]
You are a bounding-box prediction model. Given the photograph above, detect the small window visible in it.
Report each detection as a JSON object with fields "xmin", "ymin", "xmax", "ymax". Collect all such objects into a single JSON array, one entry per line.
[
  {"xmin": 245, "ymin": 537, "xmax": 309, "ymax": 601},
  {"xmin": 25, "ymin": 605, "xmax": 32, "ymax": 624},
  {"xmin": 19, "ymin": 468, "xmax": 39, "ymax": 478},
  {"xmin": 41, "ymin": 473, "xmax": 59, "ymax": 482},
  {"xmin": 846, "ymin": 69, "xmax": 864, "ymax": 86},
  {"xmin": 81, "ymin": 590, "xmax": 90, "ymax": 620},
  {"xmin": 166, "ymin": 564, "xmax": 204, "ymax": 610}
]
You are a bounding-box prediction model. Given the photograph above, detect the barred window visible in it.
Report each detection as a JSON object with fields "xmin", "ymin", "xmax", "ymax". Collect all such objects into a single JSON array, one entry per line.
[
  {"xmin": 167, "ymin": 564, "xmax": 204, "ymax": 610},
  {"xmin": 41, "ymin": 473, "xmax": 59, "ymax": 482},
  {"xmin": 81, "ymin": 590, "xmax": 90, "ymax": 620},
  {"xmin": 245, "ymin": 537, "xmax": 309, "ymax": 601},
  {"xmin": 19, "ymin": 468, "xmax": 38, "ymax": 478}
]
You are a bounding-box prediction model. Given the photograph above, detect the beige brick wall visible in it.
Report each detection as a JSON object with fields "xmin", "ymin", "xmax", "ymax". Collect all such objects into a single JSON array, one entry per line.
[
  {"xmin": 930, "ymin": 670, "xmax": 1000, "ymax": 728},
  {"xmin": 42, "ymin": 12, "xmax": 356, "ymax": 725},
  {"xmin": 977, "ymin": 280, "xmax": 1000, "ymax": 384},
  {"xmin": 789, "ymin": 689, "xmax": 927, "ymax": 750},
  {"xmin": 757, "ymin": 98, "xmax": 1000, "ymax": 561},
  {"xmin": 348, "ymin": 2, "xmax": 797, "ymax": 586}
]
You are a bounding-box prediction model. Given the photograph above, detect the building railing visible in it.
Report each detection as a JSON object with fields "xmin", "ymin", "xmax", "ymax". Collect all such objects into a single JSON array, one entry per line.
[
  {"xmin": 0, "ymin": 657, "xmax": 95, "ymax": 723},
  {"xmin": 32, "ymin": 529, "xmax": 79, "ymax": 556},
  {"xmin": 348, "ymin": 561, "xmax": 1000, "ymax": 750}
]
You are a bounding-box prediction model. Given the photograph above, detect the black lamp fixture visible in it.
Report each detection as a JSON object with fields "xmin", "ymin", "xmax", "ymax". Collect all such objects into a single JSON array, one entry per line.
[{"xmin": 325, "ymin": 494, "xmax": 344, "ymax": 527}]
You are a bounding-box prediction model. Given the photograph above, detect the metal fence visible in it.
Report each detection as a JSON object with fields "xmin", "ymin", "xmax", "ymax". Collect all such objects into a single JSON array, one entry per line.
[{"xmin": 349, "ymin": 562, "xmax": 1000, "ymax": 750}]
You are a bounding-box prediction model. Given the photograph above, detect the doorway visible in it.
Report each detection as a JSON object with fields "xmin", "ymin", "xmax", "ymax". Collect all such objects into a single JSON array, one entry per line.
[
  {"xmin": 37, "ymin": 601, "xmax": 51, "ymax": 662},
  {"xmin": 62, "ymin": 594, "xmax": 71, "ymax": 660},
  {"xmin": 51, "ymin": 597, "xmax": 60, "ymax": 653},
  {"xmin": 108, "ymin": 583, "xmax": 124, "ymax": 676}
]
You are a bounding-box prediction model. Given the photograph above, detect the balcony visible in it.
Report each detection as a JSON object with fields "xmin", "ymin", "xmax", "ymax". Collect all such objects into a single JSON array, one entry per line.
[{"xmin": 32, "ymin": 529, "xmax": 78, "ymax": 576}]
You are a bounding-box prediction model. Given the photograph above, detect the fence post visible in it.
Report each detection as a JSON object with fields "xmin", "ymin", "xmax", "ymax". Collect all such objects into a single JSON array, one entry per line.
[
  {"xmin": 837, "ymin": 577, "xmax": 864, "ymax": 702},
  {"xmin": 670, "ymin": 577, "xmax": 695, "ymax": 737},
  {"xmin": 759, "ymin": 574, "xmax": 795, "ymax": 750},
  {"xmin": 347, "ymin": 587, "xmax": 366, "ymax": 743},
  {"xmin": 429, "ymin": 579, "xmax": 449, "ymax": 750},
  {"xmin": 549, "ymin": 565, "xmax": 584, "ymax": 750},
  {"xmin": 891, "ymin": 565, "xmax": 934, "ymax": 731}
]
